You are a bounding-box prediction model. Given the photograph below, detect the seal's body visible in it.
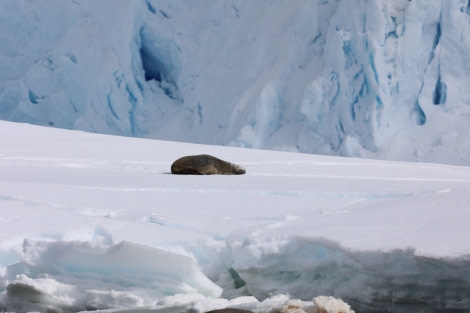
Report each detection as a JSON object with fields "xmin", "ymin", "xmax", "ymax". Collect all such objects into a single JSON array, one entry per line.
[
  {"xmin": 205, "ymin": 309, "xmax": 254, "ymax": 313},
  {"xmin": 171, "ymin": 154, "xmax": 245, "ymax": 175}
]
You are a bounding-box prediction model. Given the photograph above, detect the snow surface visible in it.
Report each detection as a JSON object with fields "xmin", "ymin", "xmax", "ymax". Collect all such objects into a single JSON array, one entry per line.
[
  {"xmin": 1, "ymin": 121, "xmax": 470, "ymax": 313},
  {"xmin": 1, "ymin": 0, "xmax": 470, "ymax": 165}
]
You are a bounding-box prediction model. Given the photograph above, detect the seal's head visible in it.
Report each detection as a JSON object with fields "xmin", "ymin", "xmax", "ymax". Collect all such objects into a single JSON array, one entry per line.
[{"xmin": 230, "ymin": 163, "xmax": 246, "ymax": 175}]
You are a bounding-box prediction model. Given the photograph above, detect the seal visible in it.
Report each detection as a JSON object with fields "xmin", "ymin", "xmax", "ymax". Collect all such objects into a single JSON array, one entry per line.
[
  {"xmin": 205, "ymin": 309, "xmax": 254, "ymax": 313},
  {"xmin": 171, "ymin": 154, "xmax": 245, "ymax": 175}
]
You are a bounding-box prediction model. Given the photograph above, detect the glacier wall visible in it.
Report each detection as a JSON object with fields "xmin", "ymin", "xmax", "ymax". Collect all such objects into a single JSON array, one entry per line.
[{"xmin": 1, "ymin": 0, "xmax": 469, "ymax": 165}]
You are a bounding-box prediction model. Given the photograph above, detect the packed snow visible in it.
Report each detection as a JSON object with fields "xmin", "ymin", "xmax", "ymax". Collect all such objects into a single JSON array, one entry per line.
[
  {"xmin": 1, "ymin": 121, "xmax": 469, "ymax": 313},
  {"xmin": 1, "ymin": 0, "xmax": 470, "ymax": 165}
]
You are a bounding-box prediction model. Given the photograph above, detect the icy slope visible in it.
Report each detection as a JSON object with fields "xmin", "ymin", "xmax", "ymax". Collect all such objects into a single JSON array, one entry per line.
[
  {"xmin": 1, "ymin": 0, "xmax": 470, "ymax": 165},
  {"xmin": 1, "ymin": 121, "xmax": 470, "ymax": 313}
]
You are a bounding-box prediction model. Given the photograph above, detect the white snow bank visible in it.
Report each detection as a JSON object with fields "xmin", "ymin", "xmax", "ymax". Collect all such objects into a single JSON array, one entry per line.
[
  {"xmin": 2, "ymin": 240, "xmax": 221, "ymax": 312},
  {"xmin": 1, "ymin": 121, "xmax": 470, "ymax": 312}
]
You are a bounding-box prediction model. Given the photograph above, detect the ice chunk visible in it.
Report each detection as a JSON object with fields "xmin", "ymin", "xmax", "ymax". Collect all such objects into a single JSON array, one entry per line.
[
  {"xmin": 312, "ymin": 296, "xmax": 355, "ymax": 313},
  {"xmin": 3, "ymin": 240, "xmax": 222, "ymax": 312}
]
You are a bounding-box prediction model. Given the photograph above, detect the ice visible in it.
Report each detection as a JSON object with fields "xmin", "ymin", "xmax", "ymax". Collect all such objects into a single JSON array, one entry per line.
[
  {"xmin": 312, "ymin": 296, "xmax": 355, "ymax": 313},
  {"xmin": 1, "ymin": 2, "xmax": 470, "ymax": 311},
  {"xmin": 1, "ymin": 1, "xmax": 470, "ymax": 165},
  {"xmin": 3, "ymin": 240, "xmax": 221, "ymax": 312},
  {"xmin": 1, "ymin": 121, "xmax": 470, "ymax": 312}
]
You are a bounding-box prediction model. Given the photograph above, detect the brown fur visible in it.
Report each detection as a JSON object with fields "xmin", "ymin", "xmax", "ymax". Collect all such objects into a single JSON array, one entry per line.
[
  {"xmin": 205, "ymin": 309, "xmax": 254, "ymax": 313},
  {"xmin": 171, "ymin": 154, "xmax": 245, "ymax": 175}
]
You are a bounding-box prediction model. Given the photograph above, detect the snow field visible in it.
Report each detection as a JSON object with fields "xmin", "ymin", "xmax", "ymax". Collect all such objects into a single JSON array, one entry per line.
[{"xmin": 1, "ymin": 121, "xmax": 470, "ymax": 312}]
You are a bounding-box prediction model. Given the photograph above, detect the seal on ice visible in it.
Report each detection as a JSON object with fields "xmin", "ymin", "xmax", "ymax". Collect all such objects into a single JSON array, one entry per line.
[{"xmin": 171, "ymin": 154, "xmax": 245, "ymax": 175}]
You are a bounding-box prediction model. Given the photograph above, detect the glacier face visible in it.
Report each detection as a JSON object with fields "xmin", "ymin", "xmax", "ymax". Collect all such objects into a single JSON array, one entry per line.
[{"xmin": 1, "ymin": 0, "xmax": 469, "ymax": 165}]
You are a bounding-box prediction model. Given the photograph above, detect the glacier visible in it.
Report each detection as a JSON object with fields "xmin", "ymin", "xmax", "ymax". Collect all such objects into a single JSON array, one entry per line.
[{"xmin": 1, "ymin": 0, "xmax": 470, "ymax": 165}]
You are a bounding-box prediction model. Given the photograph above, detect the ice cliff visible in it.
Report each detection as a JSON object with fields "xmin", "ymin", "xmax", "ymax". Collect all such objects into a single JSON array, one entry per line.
[{"xmin": 1, "ymin": 0, "xmax": 469, "ymax": 165}]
